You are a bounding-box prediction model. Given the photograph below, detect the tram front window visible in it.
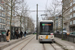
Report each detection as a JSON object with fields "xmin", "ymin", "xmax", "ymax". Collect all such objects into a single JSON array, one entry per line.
[{"xmin": 40, "ymin": 22, "xmax": 53, "ymax": 35}]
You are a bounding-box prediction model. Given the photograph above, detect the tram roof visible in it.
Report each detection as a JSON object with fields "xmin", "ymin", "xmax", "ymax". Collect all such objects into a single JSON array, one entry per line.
[{"xmin": 40, "ymin": 20, "xmax": 53, "ymax": 22}]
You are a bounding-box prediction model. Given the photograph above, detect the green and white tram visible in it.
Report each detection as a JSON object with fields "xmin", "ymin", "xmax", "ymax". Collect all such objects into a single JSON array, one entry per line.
[{"xmin": 38, "ymin": 20, "xmax": 54, "ymax": 42}]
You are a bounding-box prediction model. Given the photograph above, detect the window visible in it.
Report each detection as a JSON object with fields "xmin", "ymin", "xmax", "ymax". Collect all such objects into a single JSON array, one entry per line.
[
  {"xmin": 8, "ymin": 7, "xmax": 11, "ymax": 10},
  {"xmin": 73, "ymin": 20, "xmax": 75, "ymax": 24},
  {"xmin": 2, "ymin": 13, "xmax": 3, "ymax": 16},
  {"xmin": 4, "ymin": 19, "xmax": 5, "ymax": 23},
  {"xmin": 70, "ymin": 2, "xmax": 72, "ymax": 6},
  {"xmin": 70, "ymin": 15, "xmax": 72, "ymax": 18},
  {"xmin": 8, "ymin": 17, "xmax": 10, "ymax": 20},
  {"xmin": 2, "ymin": 7, "xmax": 3, "ymax": 10},
  {"xmin": 70, "ymin": 9, "xmax": 72, "ymax": 12},
  {"xmin": 0, "ymin": 25, "xmax": 1, "ymax": 28},
  {"xmin": 8, "ymin": 22, "xmax": 10, "ymax": 24},
  {"xmin": 3, "ymin": 25, "xmax": 5, "ymax": 29},
  {"xmin": 0, "ymin": 6, "xmax": 3, "ymax": 10},
  {"xmin": 8, "ymin": 12, "xmax": 11, "ymax": 15},
  {"xmin": 8, "ymin": 3, "xmax": 11, "ymax": 6},
  {"xmin": 1, "ymin": 13, "xmax": 5, "ymax": 17},
  {"xmin": 0, "ymin": 18, "xmax": 5, "ymax": 23},
  {"xmin": 70, "ymin": 21, "xmax": 72, "ymax": 25},
  {"xmin": 0, "ymin": 6, "xmax": 1, "ymax": 9},
  {"xmin": 73, "ymin": 13, "xmax": 75, "ymax": 17},
  {"xmin": 2, "ymin": 19, "xmax": 4, "ymax": 23},
  {"xmin": 0, "ymin": 19, "xmax": 1, "ymax": 22},
  {"xmin": 1, "ymin": 25, "xmax": 2, "ymax": 29},
  {"xmin": 73, "ymin": 6, "xmax": 75, "ymax": 11},
  {"xmin": 0, "ymin": 13, "xmax": 1, "ymax": 16},
  {"xmin": 73, "ymin": 0, "xmax": 75, "ymax": 4}
]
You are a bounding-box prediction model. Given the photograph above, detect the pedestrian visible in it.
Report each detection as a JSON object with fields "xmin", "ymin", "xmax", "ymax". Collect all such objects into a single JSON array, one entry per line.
[
  {"xmin": 20, "ymin": 31, "xmax": 23, "ymax": 38},
  {"xmin": 15, "ymin": 30, "xmax": 19, "ymax": 39},
  {"xmin": 24, "ymin": 31, "xmax": 26, "ymax": 37},
  {"xmin": 6, "ymin": 30, "xmax": 10, "ymax": 42}
]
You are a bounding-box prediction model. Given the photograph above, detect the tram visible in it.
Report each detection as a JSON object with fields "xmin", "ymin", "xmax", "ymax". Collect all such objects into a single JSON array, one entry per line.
[{"xmin": 38, "ymin": 20, "xmax": 54, "ymax": 42}]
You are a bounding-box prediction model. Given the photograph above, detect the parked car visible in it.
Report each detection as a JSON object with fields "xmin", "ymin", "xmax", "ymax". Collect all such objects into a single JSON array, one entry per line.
[
  {"xmin": 70, "ymin": 32, "xmax": 75, "ymax": 36},
  {"xmin": 60, "ymin": 30, "xmax": 67, "ymax": 34}
]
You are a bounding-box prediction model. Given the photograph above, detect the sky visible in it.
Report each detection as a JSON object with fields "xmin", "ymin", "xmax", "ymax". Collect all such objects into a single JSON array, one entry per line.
[
  {"xmin": 25, "ymin": 0, "xmax": 53, "ymax": 27},
  {"xmin": 26, "ymin": 0, "xmax": 52, "ymax": 19},
  {"xmin": 25, "ymin": 0, "xmax": 62, "ymax": 27}
]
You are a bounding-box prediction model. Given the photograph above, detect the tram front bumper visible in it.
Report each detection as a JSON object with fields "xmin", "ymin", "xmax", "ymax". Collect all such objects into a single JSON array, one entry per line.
[{"xmin": 39, "ymin": 39, "xmax": 54, "ymax": 42}]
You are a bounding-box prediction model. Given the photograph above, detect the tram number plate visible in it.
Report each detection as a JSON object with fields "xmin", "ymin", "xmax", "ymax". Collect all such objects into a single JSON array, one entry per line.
[{"xmin": 45, "ymin": 35, "xmax": 48, "ymax": 39}]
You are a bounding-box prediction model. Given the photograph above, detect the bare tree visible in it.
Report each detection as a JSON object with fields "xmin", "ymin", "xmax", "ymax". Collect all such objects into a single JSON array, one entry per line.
[
  {"xmin": 47, "ymin": 0, "xmax": 62, "ymax": 17},
  {"xmin": 5, "ymin": 0, "xmax": 22, "ymax": 31},
  {"xmin": 5, "ymin": 0, "xmax": 29, "ymax": 32},
  {"xmin": 46, "ymin": 0, "xmax": 62, "ymax": 30},
  {"xmin": 15, "ymin": 0, "xmax": 30, "ymax": 31}
]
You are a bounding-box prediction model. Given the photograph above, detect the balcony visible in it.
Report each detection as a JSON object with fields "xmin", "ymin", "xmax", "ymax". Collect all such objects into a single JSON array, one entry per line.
[
  {"xmin": 70, "ymin": 17, "xmax": 75, "ymax": 21},
  {"xmin": 69, "ymin": 24, "xmax": 75, "ymax": 27},
  {"xmin": 0, "ymin": 16, "xmax": 5, "ymax": 18},
  {"xmin": 63, "ymin": 19, "xmax": 70, "ymax": 24}
]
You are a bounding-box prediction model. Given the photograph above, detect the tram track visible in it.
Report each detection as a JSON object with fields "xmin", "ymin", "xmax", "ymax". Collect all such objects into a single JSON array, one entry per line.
[
  {"xmin": 42, "ymin": 43, "xmax": 55, "ymax": 50},
  {"xmin": 51, "ymin": 43, "xmax": 56, "ymax": 50},
  {"xmin": 3, "ymin": 35, "xmax": 64, "ymax": 50},
  {"xmin": 21, "ymin": 37, "xmax": 34, "ymax": 50},
  {"xmin": 10, "ymin": 36, "xmax": 34, "ymax": 50},
  {"xmin": 9, "ymin": 35, "xmax": 34, "ymax": 50},
  {"xmin": 42, "ymin": 44, "xmax": 46, "ymax": 50},
  {"xmin": 3, "ymin": 35, "xmax": 32, "ymax": 50},
  {"xmin": 42, "ymin": 42, "xmax": 63, "ymax": 50},
  {"xmin": 51, "ymin": 43, "xmax": 64, "ymax": 50}
]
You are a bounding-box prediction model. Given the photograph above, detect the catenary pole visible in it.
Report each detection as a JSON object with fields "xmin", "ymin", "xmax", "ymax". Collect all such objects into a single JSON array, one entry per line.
[{"xmin": 36, "ymin": 4, "xmax": 38, "ymax": 40}]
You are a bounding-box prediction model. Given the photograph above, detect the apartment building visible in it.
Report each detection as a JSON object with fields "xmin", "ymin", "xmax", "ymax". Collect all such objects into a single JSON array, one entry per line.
[
  {"xmin": 55, "ymin": 15, "xmax": 62, "ymax": 31},
  {"xmin": 5, "ymin": 0, "xmax": 15, "ymax": 30},
  {"xmin": 47, "ymin": 15, "xmax": 62, "ymax": 31},
  {"xmin": 69, "ymin": 0, "xmax": 75, "ymax": 32},
  {"xmin": 63, "ymin": 0, "xmax": 70, "ymax": 32},
  {"xmin": 0, "ymin": 0, "xmax": 6, "ymax": 33}
]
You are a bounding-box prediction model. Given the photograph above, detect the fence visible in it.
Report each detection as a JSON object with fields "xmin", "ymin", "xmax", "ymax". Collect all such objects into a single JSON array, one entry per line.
[{"xmin": 54, "ymin": 34, "xmax": 75, "ymax": 43}]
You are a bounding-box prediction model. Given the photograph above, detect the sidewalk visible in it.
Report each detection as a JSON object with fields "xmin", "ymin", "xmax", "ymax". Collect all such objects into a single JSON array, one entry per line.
[
  {"xmin": 0, "ymin": 35, "xmax": 31, "ymax": 50},
  {"xmin": 55, "ymin": 37, "xmax": 75, "ymax": 50}
]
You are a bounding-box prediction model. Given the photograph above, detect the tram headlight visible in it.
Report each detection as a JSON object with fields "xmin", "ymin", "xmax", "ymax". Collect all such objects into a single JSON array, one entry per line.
[
  {"xmin": 41, "ymin": 36, "xmax": 43, "ymax": 38},
  {"xmin": 50, "ymin": 33, "xmax": 53, "ymax": 35}
]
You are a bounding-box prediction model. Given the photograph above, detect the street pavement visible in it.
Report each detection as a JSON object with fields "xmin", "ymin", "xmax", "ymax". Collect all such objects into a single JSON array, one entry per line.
[
  {"xmin": 55, "ymin": 37, "xmax": 75, "ymax": 50},
  {"xmin": 3, "ymin": 35, "xmax": 63, "ymax": 50},
  {"xmin": 0, "ymin": 35, "xmax": 75, "ymax": 50}
]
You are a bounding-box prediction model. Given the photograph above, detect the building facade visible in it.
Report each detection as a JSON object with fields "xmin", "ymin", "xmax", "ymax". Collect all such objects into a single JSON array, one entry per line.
[
  {"xmin": 0, "ymin": 0, "xmax": 6, "ymax": 33},
  {"xmin": 55, "ymin": 15, "xmax": 62, "ymax": 31},
  {"xmin": 5, "ymin": 0, "xmax": 15, "ymax": 30},
  {"xmin": 69, "ymin": 0, "xmax": 75, "ymax": 32},
  {"xmin": 63, "ymin": 0, "xmax": 70, "ymax": 32},
  {"xmin": 63, "ymin": 0, "xmax": 75, "ymax": 32},
  {"xmin": 47, "ymin": 15, "xmax": 62, "ymax": 31}
]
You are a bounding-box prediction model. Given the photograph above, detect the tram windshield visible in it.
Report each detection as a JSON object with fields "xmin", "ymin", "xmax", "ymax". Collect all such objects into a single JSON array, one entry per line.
[{"xmin": 40, "ymin": 22, "xmax": 53, "ymax": 35}]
